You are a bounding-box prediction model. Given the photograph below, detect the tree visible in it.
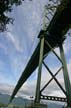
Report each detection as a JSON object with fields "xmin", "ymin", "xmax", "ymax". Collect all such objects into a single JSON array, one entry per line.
[{"xmin": 0, "ymin": 0, "xmax": 24, "ymax": 32}]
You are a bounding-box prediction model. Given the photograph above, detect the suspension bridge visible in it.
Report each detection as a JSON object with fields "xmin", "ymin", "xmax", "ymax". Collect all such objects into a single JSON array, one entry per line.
[{"xmin": 8, "ymin": 0, "xmax": 71, "ymax": 107}]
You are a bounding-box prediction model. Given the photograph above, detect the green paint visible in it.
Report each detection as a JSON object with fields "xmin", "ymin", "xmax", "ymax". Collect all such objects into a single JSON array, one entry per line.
[
  {"xmin": 59, "ymin": 44, "xmax": 71, "ymax": 106},
  {"xmin": 35, "ymin": 36, "xmax": 44, "ymax": 103}
]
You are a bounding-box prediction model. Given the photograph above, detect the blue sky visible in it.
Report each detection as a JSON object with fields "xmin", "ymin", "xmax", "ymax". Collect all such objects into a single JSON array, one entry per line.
[
  {"xmin": 0, "ymin": 0, "xmax": 71, "ymax": 99},
  {"xmin": 0, "ymin": 0, "xmax": 47, "ymax": 85}
]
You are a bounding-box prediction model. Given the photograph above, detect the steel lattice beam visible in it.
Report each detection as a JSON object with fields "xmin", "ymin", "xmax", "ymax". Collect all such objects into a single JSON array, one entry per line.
[
  {"xmin": 9, "ymin": 0, "xmax": 71, "ymax": 104},
  {"xmin": 41, "ymin": 95, "xmax": 67, "ymax": 102}
]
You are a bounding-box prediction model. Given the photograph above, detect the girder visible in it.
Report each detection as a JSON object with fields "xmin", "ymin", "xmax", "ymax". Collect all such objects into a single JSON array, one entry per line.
[
  {"xmin": 41, "ymin": 95, "xmax": 67, "ymax": 102},
  {"xmin": 9, "ymin": 0, "xmax": 71, "ymax": 103}
]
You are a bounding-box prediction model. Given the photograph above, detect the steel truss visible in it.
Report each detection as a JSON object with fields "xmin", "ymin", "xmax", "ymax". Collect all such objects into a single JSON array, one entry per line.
[
  {"xmin": 35, "ymin": 0, "xmax": 71, "ymax": 106},
  {"xmin": 35, "ymin": 36, "xmax": 71, "ymax": 106}
]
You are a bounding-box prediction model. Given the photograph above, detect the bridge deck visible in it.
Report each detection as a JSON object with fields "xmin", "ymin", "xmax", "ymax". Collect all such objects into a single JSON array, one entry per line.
[{"xmin": 9, "ymin": 0, "xmax": 71, "ymax": 103}]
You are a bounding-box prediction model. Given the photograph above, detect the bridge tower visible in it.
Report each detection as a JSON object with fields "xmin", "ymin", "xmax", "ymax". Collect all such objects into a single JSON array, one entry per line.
[
  {"xmin": 31, "ymin": 33, "xmax": 71, "ymax": 108},
  {"xmin": 31, "ymin": 1, "xmax": 71, "ymax": 107},
  {"xmin": 9, "ymin": 0, "xmax": 71, "ymax": 108}
]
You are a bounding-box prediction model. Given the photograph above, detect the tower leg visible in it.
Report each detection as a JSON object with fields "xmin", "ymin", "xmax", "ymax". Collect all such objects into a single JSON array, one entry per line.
[
  {"xmin": 31, "ymin": 36, "xmax": 47, "ymax": 108},
  {"xmin": 35, "ymin": 36, "xmax": 44, "ymax": 103},
  {"xmin": 59, "ymin": 44, "xmax": 71, "ymax": 107}
]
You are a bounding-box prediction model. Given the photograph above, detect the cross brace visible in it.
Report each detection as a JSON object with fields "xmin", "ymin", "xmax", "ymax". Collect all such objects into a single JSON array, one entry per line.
[
  {"xmin": 41, "ymin": 95, "xmax": 67, "ymax": 102},
  {"xmin": 35, "ymin": 38, "xmax": 71, "ymax": 106},
  {"xmin": 40, "ymin": 66, "xmax": 63, "ymax": 93},
  {"xmin": 42, "ymin": 61, "xmax": 67, "ymax": 96}
]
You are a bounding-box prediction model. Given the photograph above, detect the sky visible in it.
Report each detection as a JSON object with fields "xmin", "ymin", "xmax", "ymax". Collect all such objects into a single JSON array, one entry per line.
[{"xmin": 0, "ymin": 0, "xmax": 71, "ymax": 100}]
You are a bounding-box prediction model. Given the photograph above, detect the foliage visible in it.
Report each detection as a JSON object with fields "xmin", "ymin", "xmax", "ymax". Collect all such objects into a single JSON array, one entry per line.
[
  {"xmin": 3, "ymin": 104, "xmax": 21, "ymax": 108},
  {"xmin": 0, "ymin": 103, "xmax": 7, "ymax": 107},
  {"xmin": 0, "ymin": 0, "xmax": 24, "ymax": 32}
]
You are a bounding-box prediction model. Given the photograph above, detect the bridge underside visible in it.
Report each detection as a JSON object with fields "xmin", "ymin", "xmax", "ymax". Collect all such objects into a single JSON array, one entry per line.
[{"xmin": 9, "ymin": 0, "xmax": 71, "ymax": 107}]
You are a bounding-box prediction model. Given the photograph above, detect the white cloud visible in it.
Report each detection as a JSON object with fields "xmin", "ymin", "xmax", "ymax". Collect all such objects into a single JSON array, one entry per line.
[
  {"xmin": 0, "ymin": 43, "xmax": 8, "ymax": 55},
  {"xmin": 5, "ymin": 32, "xmax": 24, "ymax": 53},
  {"xmin": 67, "ymin": 59, "xmax": 71, "ymax": 83},
  {"xmin": 0, "ymin": 73, "xmax": 6, "ymax": 84},
  {"xmin": 0, "ymin": 0, "xmax": 71, "ymax": 101},
  {"xmin": 63, "ymin": 37, "xmax": 71, "ymax": 54},
  {"xmin": 20, "ymin": 0, "xmax": 48, "ymax": 42},
  {"xmin": 0, "ymin": 83, "xmax": 14, "ymax": 95},
  {"xmin": 0, "ymin": 59, "xmax": 71, "ymax": 99},
  {"xmin": 54, "ymin": 37, "xmax": 71, "ymax": 57},
  {"xmin": 17, "ymin": 66, "xmax": 65, "ymax": 97},
  {"xmin": 0, "ymin": 37, "xmax": 70, "ymax": 100},
  {"xmin": 10, "ymin": 55, "xmax": 28, "ymax": 81},
  {"xmin": 50, "ymin": 90, "xmax": 65, "ymax": 97},
  {"xmin": 54, "ymin": 47, "xmax": 60, "ymax": 56}
]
